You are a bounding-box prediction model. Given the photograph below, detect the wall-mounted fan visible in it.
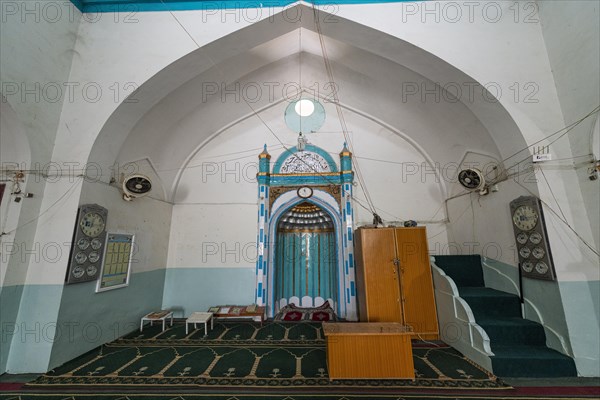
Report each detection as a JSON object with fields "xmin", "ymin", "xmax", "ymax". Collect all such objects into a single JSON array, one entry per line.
[
  {"xmin": 458, "ymin": 168, "xmax": 487, "ymax": 194},
  {"xmin": 122, "ymin": 174, "xmax": 152, "ymax": 201}
]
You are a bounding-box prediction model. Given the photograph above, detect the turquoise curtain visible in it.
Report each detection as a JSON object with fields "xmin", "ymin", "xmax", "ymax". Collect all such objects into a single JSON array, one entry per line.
[{"xmin": 274, "ymin": 231, "xmax": 337, "ymax": 305}]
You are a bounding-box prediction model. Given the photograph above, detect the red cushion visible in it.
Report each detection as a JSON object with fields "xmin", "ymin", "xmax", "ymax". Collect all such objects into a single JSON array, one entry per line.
[
  {"xmin": 310, "ymin": 311, "xmax": 331, "ymax": 321},
  {"xmin": 283, "ymin": 311, "xmax": 303, "ymax": 321}
]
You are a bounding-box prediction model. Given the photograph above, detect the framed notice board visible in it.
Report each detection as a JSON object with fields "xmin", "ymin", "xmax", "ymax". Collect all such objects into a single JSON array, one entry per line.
[{"xmin": 96, "ymin": 233, "xmax": 134, "ymax": 292}]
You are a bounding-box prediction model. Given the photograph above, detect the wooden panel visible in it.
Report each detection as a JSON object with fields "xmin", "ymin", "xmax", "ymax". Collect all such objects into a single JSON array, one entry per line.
[
  {"xmin": 323, "ymin": 322, "xmax": 412, "ymax": 335},
  {"xmin": 324, "ymin": 322, "xmax": 414, "ymax": 379},
  {"xmin": 353, "ymin": 229, "xmax": 368, "ymax": 321},
  {"xmin": 394, "ymin": 227, "xmax": 439, "ymax": 339},
  {"xmin": 354, "ymin": 228, "xmax": 402, "ymax": 322}
]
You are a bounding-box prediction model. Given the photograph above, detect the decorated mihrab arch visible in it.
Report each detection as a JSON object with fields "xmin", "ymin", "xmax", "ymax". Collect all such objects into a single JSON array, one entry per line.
[{"xmin": 254, "ymin": 143, "xmax": 358, "ymax": 321}]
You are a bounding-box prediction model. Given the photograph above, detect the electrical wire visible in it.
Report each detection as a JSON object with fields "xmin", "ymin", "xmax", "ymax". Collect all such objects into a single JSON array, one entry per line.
[
  {"xmin": 0, "ymin": 178, "xmax": 83, "ymax": 237},
  {"xmin": 539, "ymin": 168, "xmax": 568, "ymax": 222},
  {"xmin": 426, "ymin": 196, "xmax": 474, "ymax": 241},
  {"xmin": 483, "ymin": 106, "xmax": 599, "ymax": 184},
  {"xmin": 497, "ymin": 105, "xmax": 599, "ymax": 168},
  {"xmin": 158, "ymin": 4, "xmax": 448, "ymax": 227},
  {"xmin": 0, "ymin": 185, "xmax": 13, "ymax": 235},
  {"xmin": 470, "ymin": 192, "xmax": 476, "ymax": 243},
  {"xmin": 241, "ymin": 101, "xmax": 384, "ymax": 218},
  {"xmin": 156, "ymin": 4, "xmax": 386, "ymax": 219},
  {"xmin": 311, "ymin": 4, "xmax": 377, "ymax": 217}
]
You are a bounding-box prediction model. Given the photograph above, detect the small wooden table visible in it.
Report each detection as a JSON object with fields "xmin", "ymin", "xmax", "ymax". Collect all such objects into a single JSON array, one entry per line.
[
  {"xmin": 186, "ymin": 312, "xmax": 214, "ymax": 335},
  {"xmin": 140, "ymin": 310, "xmax": 173, "ymax": 332},
  {"xmin": 323, "ymin": 322, "xmax": 415, "ymax": 380},
  {"xmin": 211, "ymin": 305, "xmax": 266, "ymax": 323}
]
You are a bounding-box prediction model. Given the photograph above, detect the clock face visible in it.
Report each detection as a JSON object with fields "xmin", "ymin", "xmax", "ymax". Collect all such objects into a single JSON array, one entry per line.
[
  {"xmin": 90, "ymin": 238, "xmax": 103, "ymax": 250},
  {"xmin": 86, "ymin": 265, "xmax": 98, "ymax": 276},
  {"xmin": 529, "ymin": 232, "xmax": 542, "ymax": 244},
  {"xmin": 512, "ymin": 205, "xmax": 539, "ymax": 231},
  {"xmin": 522, "ymin": 261, "xmax": 534, "ymax": 273},
  {"xmin": 72, "ymin": 266, "xmax": 85, "ymax": 278},
  {"xmin": 80, "ymin": 212, "xmax": 106, "ymax": 237},
  {"xmin": 77, "ymin": 238, "xmax": 90, "ymax": 250},
  {"xmin": 532, "ymin": 247, "xmax": 545, "ymax": 259},
  {"xmin": 88, "ymin": 252, "xmax": 100, "ymax": 263},
  {"xmin": 297, "ymin": 186, "xmax": 313, "ymax": 198},
  {"xmin": 75, "ymin": 252, "xmax": 87, "ymax": 264},
  {"xmin": 535, "ymin": 262, "xmax": 549, "ymax": 274},
  {"xmin": 516, "ymin": 232, "xmax": 528, "ymax": 244},
  {"xmin": 519, "ymin": 246, "xmax": 531, "ymax": 258}
]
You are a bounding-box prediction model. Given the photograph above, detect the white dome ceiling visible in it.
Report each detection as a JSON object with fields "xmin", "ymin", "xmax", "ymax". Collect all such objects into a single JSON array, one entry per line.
[{"xmin": 88, "ymin": 4, "xmax": 526, "ymax": 201}]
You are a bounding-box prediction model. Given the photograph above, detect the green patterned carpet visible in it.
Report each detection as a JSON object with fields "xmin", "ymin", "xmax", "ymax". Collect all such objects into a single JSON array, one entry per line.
[
  {"xmin": 27, "ymin": 321, "xmax": 507, "ymax": 391},
  {"xmin": 2, "ymin": 395, "xmax": 593, "ymax": 400}
]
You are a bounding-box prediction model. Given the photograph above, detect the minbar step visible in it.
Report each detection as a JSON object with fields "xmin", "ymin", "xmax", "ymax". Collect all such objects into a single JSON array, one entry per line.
[
  {"xmin": 477, "ymin": 317, "xmax": 546, "ymax": 346},
  {"xmin": 491, "ymin": 345, "xmax": 577, "ymax": 378}
]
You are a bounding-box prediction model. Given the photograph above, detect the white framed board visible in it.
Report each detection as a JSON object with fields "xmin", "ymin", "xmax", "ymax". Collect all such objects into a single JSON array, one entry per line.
[{"xmin": 96, "ymin": 233, "xmax": 134, "ymax": 292}]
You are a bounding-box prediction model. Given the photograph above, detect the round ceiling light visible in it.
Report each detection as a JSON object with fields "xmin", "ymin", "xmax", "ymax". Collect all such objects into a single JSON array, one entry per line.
[
  {"xmin": 295, "ymin": 99, "xmax": 315, "ymax": 117},
  {"xmin": 284, "ymin": 98, "xmax": 326, "ymax": 134}
]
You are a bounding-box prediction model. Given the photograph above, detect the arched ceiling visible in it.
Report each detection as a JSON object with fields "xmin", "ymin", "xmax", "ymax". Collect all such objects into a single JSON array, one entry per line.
[
  {"xmin": 88, "ymin": 4, "xmax": 527, "ymax": 201},
  {"xmin": 278, "ymin": 202, "xmax": 334, "ymax": 232}
]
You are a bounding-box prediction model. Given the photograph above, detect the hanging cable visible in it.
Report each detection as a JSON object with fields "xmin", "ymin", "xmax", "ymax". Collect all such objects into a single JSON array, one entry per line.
[
  {"xmin": 310, "ymin": 4, "xmax": 377, "ymax": 218},
  {"xmin": 0, "ymin": 178, "xmax": 83, "ymax": 237},
  {"xmin": 155, "ymin": 144, "xmax": 288, "ymax": 173},
  {"xmin": 160, "ymin": 9, "xmax": 380, "ymax": 217},
  {"xmin": 493, "ymin": 105, "xmax": 599, "ymax": 173},
  {"xmin": 160, "ymin": 4, "xmax": 437, "ymax": 226},
  {"xmin": 539, "ymin": 168, "xmax": 568, "ymax": 222},
  {"xmin": 483, "ymin": 106, "xmax": 599, "ymax": 184}
]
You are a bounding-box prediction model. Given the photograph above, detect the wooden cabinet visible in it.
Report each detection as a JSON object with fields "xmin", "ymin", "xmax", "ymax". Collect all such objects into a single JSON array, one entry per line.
[{"xmin": 354, "ymin": 227, "xmax": 439, "ymax": 340}]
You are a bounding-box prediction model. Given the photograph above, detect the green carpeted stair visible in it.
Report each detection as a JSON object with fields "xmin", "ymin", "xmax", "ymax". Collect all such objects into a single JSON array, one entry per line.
[{"xmin": 435, "ymin": 255, "xmax": 577, "ymax": 378}]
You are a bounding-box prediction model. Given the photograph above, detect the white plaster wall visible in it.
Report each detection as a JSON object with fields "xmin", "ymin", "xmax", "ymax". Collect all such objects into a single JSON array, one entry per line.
[
  {"xmin": 0, "ymin": 101, "xmax": 31, "ymax": 287},
  {"xmin": 0, "ymin": 0, "xmax": 82, "ymax": 373},
  {"xmin": 334, "ymin": 1, "xmax": 565, "ymax": 142},
  {"xmin": 8, "ymin": 2, "xmax": 584, "ymax": 287},
  {"xmin": 0, "ymin": 1, "xmax": 81, "ymax": 162},
  {"xmin": 73, "ymin": 2, "xmax": 568, "ymax": 177},
  {"xmin": 538, "ymin": 0, "xmax": 600, "ymax": 250},
  {"xmin": 52, "ymin": 5, "xmax": 286, "ymax": 174},
  {"xmin": 70, "ymin": 2, "xmax": 593, "ymax": 289},
  {"xmin": 0, "ymin": 1, "xmax": 81, "ymax": 287},
  {"xmin": 167, "ymin": 99, "xmax": 453, "ymax": 269},
  {"xmin": 116, "ymin": 48, "xmax": 506, "ymax": 200},
  {"xmin": 534, "ymin": 6, "xmax": 600, "ymax": 375},
  {"xmin": 79, "ymin": 177, "xmax": 173, "ymax": 275},
  {"xmin": 3, "ymin": 0, "xmax": 597, "ymax": 375}
]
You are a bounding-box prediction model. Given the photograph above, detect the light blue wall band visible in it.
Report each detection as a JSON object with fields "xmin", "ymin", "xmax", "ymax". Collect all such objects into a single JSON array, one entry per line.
[
  {"xmin": 71, "ymin": 0, "xmax": 421, "ymax": 13},
  {"xmin": 559, "ymin": 279, "xmax": 600, "ymax": 376},
  {"xmin": 0, "ymin": 285, "xmax": 25, "ymax": 372},
  {"xmin": 0, "ymin": 269, "xmax": 166, "ymax": 372},
  {"xmin": 49, "ymin": 268, "xmax": 166, "ymax": 370},
  {"xmin": 3, "ymin": 284, "xmax": 64, "ymax": 373}
]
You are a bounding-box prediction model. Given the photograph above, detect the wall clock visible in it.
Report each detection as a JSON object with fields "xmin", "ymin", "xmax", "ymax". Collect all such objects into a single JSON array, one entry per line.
[
  {"xmin": 66, "ymin": 204, "xmax": 108, "ymax": 284},
  {"xmin": 297, "ymin": 186, "xmax": 313, "ymax": 198},
  {"xmin": 509, "ymin": 196, "xmax": 556, "ymax": 281}
]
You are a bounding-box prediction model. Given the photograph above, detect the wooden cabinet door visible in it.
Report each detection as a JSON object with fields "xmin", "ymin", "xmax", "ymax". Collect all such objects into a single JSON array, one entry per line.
[
  {"xmin": 394, "ymin": 227, "xmax": 439, "ymax": 339},
  {"xmin": 355, "ymin": 228, "xmax": 402, "ymax": 322}
]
